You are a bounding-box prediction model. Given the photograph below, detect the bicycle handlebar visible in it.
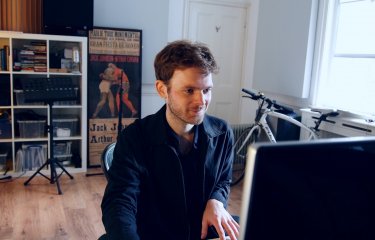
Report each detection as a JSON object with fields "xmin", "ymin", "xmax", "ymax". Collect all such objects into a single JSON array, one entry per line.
[
  {"xmin": 241, "ymin": 88, "xmax": 259, "ymax": 99},
  {"xmin": 326, "ymin": 111, "xmax": 339, "ymax": 117},
  {"xmin": 313, "ymin": 110, "xmax": 340, "ymax": 131},
  {"xmin": 242, "ymin": 88, "xmax": 295, "ymax": 114}
]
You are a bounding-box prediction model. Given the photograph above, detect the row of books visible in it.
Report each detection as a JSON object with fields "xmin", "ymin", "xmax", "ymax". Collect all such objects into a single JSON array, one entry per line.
[
  {"xmin": 16, "ymin": 41, "xmax": 47, "ymax": 72},
  {"xmin": 0, "ymin": 42, "xmax": 48, "ymax": 72}
]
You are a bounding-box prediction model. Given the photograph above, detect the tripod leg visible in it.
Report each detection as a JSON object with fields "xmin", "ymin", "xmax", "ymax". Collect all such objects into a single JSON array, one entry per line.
[
  {"xmin": 24, "ymin": 160, "xmax": 50, "ymax": 186},
  {"xmin": 55, "ymin": 161, "xmax": 74, "ymax": 179},
  {"xmin": 50, "ymin": 158, "xmax": 63, "ymax": 194}
]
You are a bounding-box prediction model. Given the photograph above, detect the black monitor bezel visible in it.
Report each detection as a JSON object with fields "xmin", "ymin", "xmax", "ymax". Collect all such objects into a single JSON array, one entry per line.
[{"xmin": 239, "ymin": 136, "xmax": 375, "ymax": 239}]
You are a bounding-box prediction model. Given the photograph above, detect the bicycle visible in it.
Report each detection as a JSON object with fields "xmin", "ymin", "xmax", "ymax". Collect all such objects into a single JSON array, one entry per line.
[{"xmin": 231, "ymin": 88, "xmax": 339, "ymax": 186}]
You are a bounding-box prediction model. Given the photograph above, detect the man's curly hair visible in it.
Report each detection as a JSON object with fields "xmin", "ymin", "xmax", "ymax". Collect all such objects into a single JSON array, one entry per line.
[{"xmin": 154, "ymin": 40, "xmax": 218, "ymax": 84}]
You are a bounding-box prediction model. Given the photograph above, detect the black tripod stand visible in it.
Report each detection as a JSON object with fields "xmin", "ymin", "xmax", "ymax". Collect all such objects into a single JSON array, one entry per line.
[{"xmin": 22, "ymin": 77, "xmax": 77, "ymax": 194}]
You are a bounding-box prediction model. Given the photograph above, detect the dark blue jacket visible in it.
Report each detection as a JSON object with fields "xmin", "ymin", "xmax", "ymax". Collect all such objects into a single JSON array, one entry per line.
[{"xmin": 101, "ymin": 105, "xmax": 234, "ymax": 240}]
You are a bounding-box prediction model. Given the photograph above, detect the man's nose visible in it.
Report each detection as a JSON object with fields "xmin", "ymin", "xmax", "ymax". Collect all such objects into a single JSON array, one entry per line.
[{"xmin": 194, "ymin": 91, "xmax": 205, "ymax": 105}]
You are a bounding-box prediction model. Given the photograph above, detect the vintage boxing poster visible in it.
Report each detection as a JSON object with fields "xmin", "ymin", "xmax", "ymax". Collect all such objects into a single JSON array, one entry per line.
[{"xmin": 88, "ymin": 27, "xmax": 142, "ymax": 166}]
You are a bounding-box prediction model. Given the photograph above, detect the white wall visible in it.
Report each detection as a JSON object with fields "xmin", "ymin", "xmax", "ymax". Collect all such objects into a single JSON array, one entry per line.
[
  {"xmin": 93, "ymin": 0, "xmax": 255, "ymax": 120},
  {"xmin": 252, "ymin": 0, "xmax": 317, "ymax": 99},
  {"xmin": 241, "ymin": 0, "xmax": 317, "ymax": 123},
  {"xmin": 239, "ymin": 0, "xmax": 259, "ymax": 123},
  {"xmin": 93, "ymin": 0, "xmax": 311, "ymax": 122}
]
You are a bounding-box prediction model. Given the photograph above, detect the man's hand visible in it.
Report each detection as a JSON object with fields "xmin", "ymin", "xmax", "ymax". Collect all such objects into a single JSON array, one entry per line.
[{"xmin": 201, "ymin": 199, "xmax": 240, "ymax": 240}]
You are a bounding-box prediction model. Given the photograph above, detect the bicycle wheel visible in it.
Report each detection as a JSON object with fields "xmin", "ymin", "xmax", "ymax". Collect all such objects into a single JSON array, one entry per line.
[{"xmin": 231, "ymin": 125, "xmax": 260, "ymax": 186}]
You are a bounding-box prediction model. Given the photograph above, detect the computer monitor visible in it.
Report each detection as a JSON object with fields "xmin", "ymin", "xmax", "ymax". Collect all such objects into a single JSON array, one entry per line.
[{"xmin": 239, "ymin": 136, "xmax": 375, "ymax": 240}]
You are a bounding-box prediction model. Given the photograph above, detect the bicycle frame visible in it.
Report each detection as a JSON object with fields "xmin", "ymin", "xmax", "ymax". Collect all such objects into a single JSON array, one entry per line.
[
  {"xmin": 236, "ymin": 109, "xmax": 318, "ymax": 155},
  {"xmin": 262, "ymin": 109, "xmax": 318, "ymax": 141},
  {"xmin": 231, "ymin": 88, "xmax": 336, "ymax": 187}
]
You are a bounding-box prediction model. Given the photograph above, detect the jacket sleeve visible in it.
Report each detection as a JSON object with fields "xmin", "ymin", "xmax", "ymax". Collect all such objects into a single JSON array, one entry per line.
[
  {"xmin": 209, "ymin": 126, "xmax": 234, "ymax": 208},
  {"xmin": 101, "ymin": 124, "xmax": 143, "ymax": 240}
]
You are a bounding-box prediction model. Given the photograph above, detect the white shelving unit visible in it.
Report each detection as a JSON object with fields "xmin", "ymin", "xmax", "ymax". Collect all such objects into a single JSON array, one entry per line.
[{"xmin": 0, "ymin": 32, "xmax": 87, "ymax": 176}]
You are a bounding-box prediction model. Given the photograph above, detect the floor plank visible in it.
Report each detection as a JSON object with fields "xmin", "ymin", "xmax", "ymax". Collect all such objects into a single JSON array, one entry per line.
[{"xmin": 0, "ymin": 171, "xmax": 243, "ymax": 239}]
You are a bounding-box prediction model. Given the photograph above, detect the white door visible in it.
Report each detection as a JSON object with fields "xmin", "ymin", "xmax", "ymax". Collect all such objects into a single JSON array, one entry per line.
[{"xmin": 187, "ymin": 2, "xmax": 247, "ymax": 124}]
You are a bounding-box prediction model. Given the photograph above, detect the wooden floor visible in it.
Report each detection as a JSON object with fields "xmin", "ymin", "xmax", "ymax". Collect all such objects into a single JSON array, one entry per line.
[{"xmin": 0, "ymin": 170, "xmax": 243, "ymax": 240}]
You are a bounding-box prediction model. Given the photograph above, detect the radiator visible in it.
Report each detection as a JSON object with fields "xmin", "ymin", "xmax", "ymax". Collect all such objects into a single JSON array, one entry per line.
[
  {"xmin": 231, "ymin": 124, "xmax": 252, "ymax": 141},
  {"xmin": 230, "ymin": 124, "xmax": 253, "ymax": 167}
]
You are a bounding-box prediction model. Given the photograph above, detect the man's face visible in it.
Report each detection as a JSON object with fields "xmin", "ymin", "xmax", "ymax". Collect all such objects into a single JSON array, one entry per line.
[{"xmin": 164, "ymin": 67, "xmax": 213, "ymax": 125}]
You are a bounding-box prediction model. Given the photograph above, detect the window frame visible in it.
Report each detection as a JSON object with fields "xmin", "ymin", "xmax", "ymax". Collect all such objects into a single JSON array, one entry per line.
[{"xmin": 311, "ymin": 0, "xmax": 375, "ymax": 117}]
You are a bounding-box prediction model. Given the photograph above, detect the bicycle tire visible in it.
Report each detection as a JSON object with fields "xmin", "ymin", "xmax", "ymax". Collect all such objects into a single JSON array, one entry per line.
[{"xmin": 231, "ymin": 125, "xmax": 259, "ymax": 186}]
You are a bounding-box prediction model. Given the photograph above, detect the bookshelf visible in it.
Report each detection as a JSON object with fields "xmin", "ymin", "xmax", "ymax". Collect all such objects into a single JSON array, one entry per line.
[{"xmin": 0, "ymin": 32, "xmax": 87, "ymax": 176}]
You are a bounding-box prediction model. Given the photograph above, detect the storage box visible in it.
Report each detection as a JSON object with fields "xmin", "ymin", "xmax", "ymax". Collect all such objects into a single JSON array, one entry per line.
[
  {"xmin": 14, "ymin": 89, "xmax": 44, "ymax": 105},
  {"xmin": 14, "ymin": 144, "xmax": 47, "ymax": 172},
  {"xmin": 0, "ymin": 119, "xmax": 11, "ymax": 139},
  {"xmin": 55, "ymin": 154, "xmax": 72, "ymax": 166},
  {"xmin": 0, "ymin": 153, "xmax": 7, "ymax": 170},
  {"xmin": 17, "ymin": 120, "xmax": 46, "ymax": 138},
  {"xmin": 52, "ymin": 117, "xmax": 78, "ymax": 137},
  {"xmin": 18, "ymin": 144, "xmax": 47, "ymax": 171},
  {"xmin": 53, "ymin": 141, "xmax": 72, "ymax": 155}
]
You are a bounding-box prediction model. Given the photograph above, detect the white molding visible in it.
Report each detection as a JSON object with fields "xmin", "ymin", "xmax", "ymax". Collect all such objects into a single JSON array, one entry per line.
[
  {"xmin": 188, "ymin": 0, "xmax": 250, "ymax": 8},
  {"xmin": 239, "ymin": 0, "xmax": 258, "ymax": 123},
  {"xmin": 141, "ymin": 84, "xmax": 164, "ymax": 118},
  {"xmin": 142, "ymin": 83, "xmax": 157, "ymax": 96},
  {"xmin": 310, "ymin": 0, "xmax": 337, "ymax": 106}
]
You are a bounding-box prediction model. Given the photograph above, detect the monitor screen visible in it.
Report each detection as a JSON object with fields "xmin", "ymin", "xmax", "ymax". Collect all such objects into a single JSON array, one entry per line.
[{"xmin": 239, "ymin": 136, "xmax": 375, "ymax": 240}]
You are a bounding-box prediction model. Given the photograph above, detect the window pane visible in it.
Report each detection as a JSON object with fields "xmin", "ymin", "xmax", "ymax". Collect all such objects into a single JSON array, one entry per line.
[
  {"xmin": 335, "ymin": 0, "xmax": 375, "ymax": 54},
  {"xmin": 318, "ymin": 57, "xmax": 375, "ymax": 115}
]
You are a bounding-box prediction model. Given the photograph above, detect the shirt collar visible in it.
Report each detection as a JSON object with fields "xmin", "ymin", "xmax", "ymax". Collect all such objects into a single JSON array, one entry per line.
[{"xmin": 164, "ymin": 114, "xmax": 199, "ymax": 150}]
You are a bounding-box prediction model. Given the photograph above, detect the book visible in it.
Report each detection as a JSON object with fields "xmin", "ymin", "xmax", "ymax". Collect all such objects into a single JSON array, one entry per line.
[
  {"xmin": 0, "ymin": 48, "xmax": 6, "ymax": 70},
  {"xmin": 3, "ymin": 45, "xmax": 9, "ymax": 71}
]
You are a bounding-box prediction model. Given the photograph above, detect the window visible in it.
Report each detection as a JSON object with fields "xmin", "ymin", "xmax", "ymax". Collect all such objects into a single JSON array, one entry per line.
[{"xmin": 313, "ymin": 0, "xmax": 375, "ymax": 116}]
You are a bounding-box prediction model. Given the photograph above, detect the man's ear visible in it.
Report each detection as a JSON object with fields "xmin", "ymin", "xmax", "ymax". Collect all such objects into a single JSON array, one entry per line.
[{"xmin": 155, "ymin": 80, "xmax": 167, "ymax": 99}]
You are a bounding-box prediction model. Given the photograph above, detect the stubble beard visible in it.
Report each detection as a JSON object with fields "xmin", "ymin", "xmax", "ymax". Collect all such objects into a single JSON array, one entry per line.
[{"xmin": 168, "ymin": 101, "xmax": 206, "ymax": 125}]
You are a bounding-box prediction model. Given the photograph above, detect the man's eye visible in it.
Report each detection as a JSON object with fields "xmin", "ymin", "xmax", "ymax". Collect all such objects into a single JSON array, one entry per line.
[
  {"xmin": 203, "ymin": 88, "xmax": 212, "ymax": 94},
  {"xmin": 185, "ymin": 89, "xmax": 194, "ymax": 94}
]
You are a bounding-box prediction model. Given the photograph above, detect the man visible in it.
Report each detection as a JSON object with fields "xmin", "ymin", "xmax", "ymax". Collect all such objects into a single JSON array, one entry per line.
[
  {"xmin": 101, "ymin": 40, "xmax": 239, "ymax": 240},
  {"xmin": 92, "ymin": 68, "xmax": 116, "ymax": 118},
  {"xmin": 108, "ymin": 63, "xmax": 138, "ymax": 118}
]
